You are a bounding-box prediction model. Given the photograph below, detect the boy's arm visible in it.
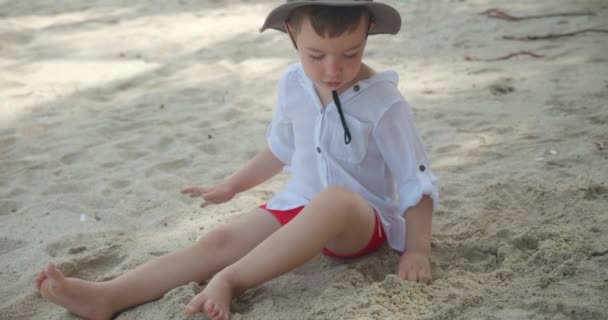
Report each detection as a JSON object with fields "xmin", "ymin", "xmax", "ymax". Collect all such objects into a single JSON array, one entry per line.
[
  {"xmin": 398, "ymin": 195, "xmax": 433, "ymax": 284},
  {"xmin": 182, "ymin": 145, "xmax": 285, "ymax": 206},
  {"xmin": 223, "ymin": 145, "xmax": 285, "ymax": 194}
]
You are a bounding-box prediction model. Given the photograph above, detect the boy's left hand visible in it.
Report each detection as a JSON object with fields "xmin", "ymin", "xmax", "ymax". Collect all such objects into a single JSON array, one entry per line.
[{"xmin": 398, "ymin": 251, "xmax": 432, "ymax": 285}]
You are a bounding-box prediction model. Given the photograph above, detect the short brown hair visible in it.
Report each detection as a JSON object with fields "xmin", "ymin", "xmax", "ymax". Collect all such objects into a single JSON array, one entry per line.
[{"xmin": 287, "ymin": 5, "xmax": 371, "ymax": 38}]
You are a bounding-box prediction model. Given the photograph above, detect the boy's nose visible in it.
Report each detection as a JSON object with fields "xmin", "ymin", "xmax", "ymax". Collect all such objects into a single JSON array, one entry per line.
[{"xmin": 324, "ymin": 58, "xmax": 341, "ymax": 77}]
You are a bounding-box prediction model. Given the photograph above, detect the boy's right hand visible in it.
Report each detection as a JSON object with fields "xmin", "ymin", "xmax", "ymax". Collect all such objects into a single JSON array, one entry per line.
[{"xmin": 180, "ymin": 184, "xmax": 236, "ymax": 207}]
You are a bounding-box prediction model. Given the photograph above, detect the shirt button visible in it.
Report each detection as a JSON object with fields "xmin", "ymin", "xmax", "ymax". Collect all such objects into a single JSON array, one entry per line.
[
  {"xmin": 353, "ymin": 84, "xmax": 360, "ymax": 92},
  {"xmin": 419, "ymin": 165, "xmax": 426, "ymax": 172},
  {"xmin": 317, "ymin": 147, "xmax": 322, "ymax": 154}
]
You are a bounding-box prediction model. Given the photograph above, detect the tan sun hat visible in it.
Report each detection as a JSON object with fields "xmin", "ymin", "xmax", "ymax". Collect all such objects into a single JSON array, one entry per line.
[{"xmin": 260, "ymin": 0, "xmax": 402, "ymax": 35}]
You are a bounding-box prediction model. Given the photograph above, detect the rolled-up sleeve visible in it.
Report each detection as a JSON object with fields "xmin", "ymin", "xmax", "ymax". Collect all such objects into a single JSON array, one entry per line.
[
  {"xmin": 266, "ymin": 74, "xmax": 294, "ymax": 165},
  {"xmin": 373, "ymin": 100, "xmax": 439, "ymax": 216}
]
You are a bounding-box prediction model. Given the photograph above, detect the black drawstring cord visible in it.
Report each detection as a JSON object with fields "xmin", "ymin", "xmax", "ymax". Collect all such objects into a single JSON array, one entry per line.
[{"xmin": 332, "ymin": 90, "xmax": 351, "ymax": 145}]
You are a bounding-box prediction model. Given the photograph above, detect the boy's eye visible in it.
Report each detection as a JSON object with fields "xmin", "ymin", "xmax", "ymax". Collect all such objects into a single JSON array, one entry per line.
[
  {"xmin": 310, "ymin": 54, "xmax": 324, "ymax": 61},
  {"xmin": 344, "ymin": 52, "xmax": 359, "ymax": 59}
]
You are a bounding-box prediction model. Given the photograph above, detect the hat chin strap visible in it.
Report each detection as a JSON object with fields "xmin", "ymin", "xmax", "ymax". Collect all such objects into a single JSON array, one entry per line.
[{"xmin": 332, "ymin": 90, "xmax": 352, "ymax": 145}]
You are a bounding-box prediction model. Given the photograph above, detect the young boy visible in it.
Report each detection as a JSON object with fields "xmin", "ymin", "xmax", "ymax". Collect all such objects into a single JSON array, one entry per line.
[{"xmin": 35, "ymin": 1, "xmax": 438, "ymax": 319}]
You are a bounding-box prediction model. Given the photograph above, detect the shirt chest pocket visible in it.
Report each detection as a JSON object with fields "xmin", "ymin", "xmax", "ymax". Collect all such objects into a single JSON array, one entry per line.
[{"xmin": 326, "ymin": 114, "xmax": 372, "ymax": 164}]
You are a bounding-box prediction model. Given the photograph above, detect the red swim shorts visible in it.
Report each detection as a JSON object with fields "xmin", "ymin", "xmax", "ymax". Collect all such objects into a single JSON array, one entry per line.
[{"xmin": 259, "ymin": 204, "xmax": 386, "ymax": 258}]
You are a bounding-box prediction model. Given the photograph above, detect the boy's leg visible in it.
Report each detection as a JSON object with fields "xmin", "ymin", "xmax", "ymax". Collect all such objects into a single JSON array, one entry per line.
[
  {"xmin": 36, "ymin": 208, "xmax": 281, "ymax": 320},
  {"xmin": 187, "ymin": 186, "xmax": 377, "ymax": 319}
]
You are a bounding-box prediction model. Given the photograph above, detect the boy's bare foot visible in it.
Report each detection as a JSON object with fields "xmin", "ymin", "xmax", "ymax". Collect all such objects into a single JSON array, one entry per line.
[
  {"xmin": 36, "ymin": 263, "xmax": 115, "ymax": 320},
  {"xmin": 186, "ymin": 271, "xmax": 238, "ymax": 320}
]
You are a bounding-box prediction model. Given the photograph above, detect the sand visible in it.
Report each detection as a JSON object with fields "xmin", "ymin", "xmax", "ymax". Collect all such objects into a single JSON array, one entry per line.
[{"xmin": 1, "ymin": 0, "xmax": 607, "ymax": 319}]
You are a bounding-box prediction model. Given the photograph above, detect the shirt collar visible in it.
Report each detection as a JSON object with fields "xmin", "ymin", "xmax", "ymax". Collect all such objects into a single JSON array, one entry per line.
[{"xmin": 296, "ymin": 63, "xmax": 399, "ymax": 105}]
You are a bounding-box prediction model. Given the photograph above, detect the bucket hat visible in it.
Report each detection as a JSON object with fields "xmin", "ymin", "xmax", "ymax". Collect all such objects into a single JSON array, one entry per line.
[{"xmin": 260, "ymin": 0, "xmax": 401, "ymax": 35}]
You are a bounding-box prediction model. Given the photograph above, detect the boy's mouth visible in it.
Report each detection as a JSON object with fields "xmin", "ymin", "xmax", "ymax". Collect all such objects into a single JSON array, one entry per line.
[{"xmin": 325, "ymin": 81, "xmax": 342, "ymax": 89}]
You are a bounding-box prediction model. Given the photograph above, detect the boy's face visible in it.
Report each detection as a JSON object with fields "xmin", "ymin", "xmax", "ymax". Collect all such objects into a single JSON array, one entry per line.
[{"xmin": 290, "ymin": 15, "xmax": 368, "ymax": 94}]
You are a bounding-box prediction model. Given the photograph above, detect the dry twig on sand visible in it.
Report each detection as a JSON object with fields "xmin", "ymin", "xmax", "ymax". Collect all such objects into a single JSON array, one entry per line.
[
  {"xmin": 503, "ymin": 28, "xmax": 608, "ymax": 41},
  {"xmin": 465, "ymin": 51, "xmax": 544, "ymax": 62},
  {"xmin": 480, "ymin": 8, "xmax": 595, "ymax": 21}
]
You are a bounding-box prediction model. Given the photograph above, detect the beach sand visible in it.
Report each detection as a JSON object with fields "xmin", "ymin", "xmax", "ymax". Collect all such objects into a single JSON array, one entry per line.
[{"xmin": 1, "ymin": 0, "xmax": 607, "ymax": 319}]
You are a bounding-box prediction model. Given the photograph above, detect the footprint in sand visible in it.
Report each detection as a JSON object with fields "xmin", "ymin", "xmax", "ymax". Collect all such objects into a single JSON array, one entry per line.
[
  {"xmin": 60, "ymin": 151, "xmax": 85, "ymax": 166},
  {"xmin": 576, "ymin": 182, "xmax": 608, "ymax": 201},
  {"xmin": 488, "ymin": 78, "xmax": 515, "ymax": 96},
  {"xmin": 45, "ymin": 232, "xmax": 130, "ymax": 280},
  {"xmin": 588, "ymin": 114, "xmax": 608, "ymax": 126},
  {"xmin": 0, "ymin": 237, "xmax": 27, "ymax": 255},
  {"xmin": 0, "ymin": 200, "xmax": 20, "ymax": 216}
]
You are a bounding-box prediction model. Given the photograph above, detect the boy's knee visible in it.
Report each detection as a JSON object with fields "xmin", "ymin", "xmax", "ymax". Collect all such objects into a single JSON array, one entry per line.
[
  {"xmin": 198, "ymin": 226, "xmax": 235, "ymax": 249},
  {"xmin": 317, "ymin": 185, "xmax": 364, "ymax": 211}
]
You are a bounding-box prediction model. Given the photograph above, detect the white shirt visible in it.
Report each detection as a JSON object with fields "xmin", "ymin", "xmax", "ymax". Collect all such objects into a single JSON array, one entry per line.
[{"xmin": 266, "ymin": 64, "xmax": 438, "ymax": 252}]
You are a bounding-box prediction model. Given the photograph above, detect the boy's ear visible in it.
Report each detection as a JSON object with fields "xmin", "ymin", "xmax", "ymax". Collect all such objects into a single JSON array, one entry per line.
[
  {"xmin": 368, "ymin": 22, "xmax": 376, "ymax": 34},
  {"xmin": 285, "ymin": 22, "xmax": 298, "ymax": 50}
]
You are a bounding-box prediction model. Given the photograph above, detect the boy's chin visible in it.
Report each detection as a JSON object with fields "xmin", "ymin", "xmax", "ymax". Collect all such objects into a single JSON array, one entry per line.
[{"xmin": 320, "ymin": 81, "xmax": 343, "ymax": 91}]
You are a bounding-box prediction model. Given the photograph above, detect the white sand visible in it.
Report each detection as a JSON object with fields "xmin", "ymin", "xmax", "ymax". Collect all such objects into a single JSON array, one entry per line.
[{"xmin": 1, "ymin": 0, "xmax": 607, "ymax": 319}]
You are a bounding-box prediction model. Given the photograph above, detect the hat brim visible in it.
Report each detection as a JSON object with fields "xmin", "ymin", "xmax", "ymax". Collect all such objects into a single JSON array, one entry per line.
[{"xmin": 260, "ymin": 1, "xmax": 401, "ymax": 35}]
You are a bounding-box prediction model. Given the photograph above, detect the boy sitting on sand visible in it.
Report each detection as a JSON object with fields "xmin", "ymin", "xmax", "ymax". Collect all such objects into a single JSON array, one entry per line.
[{"xmin": 36, "ymin": 1, "xmax": 438, "ymax": 319}]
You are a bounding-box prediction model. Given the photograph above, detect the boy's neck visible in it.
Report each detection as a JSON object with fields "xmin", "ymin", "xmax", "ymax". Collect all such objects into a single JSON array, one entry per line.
[{"xmin": 315, "ymin": 63, "xmax": 375, "ymax": 107}]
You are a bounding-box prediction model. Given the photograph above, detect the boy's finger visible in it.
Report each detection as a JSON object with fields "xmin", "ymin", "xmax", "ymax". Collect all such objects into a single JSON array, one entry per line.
[
  {"xmin": 181, "ymin": 187, "xmax": 208, "ymax": 194},
  {"xmin": 200, "ymin": 201, "xmax": 211, "ymax": 208}
]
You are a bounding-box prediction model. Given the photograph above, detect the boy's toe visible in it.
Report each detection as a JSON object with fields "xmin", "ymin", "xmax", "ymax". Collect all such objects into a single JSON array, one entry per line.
[
  {"xmin": 220, "ymin": 310, "xmax": 229, "ymax": 320},
  {"xmin": 186, "ymin": 294, "xmax": 206, "ymax": 314},
  {"xmin": 185, "ymin": 304, "xmax": 198, "ymax": 315},
  {"xmin": 35, "ymin": 271, "xmax": 47, "ymax": 289},
  {"xmin": 205, "ymin": 301, "xmax": 219, "ymax": 317},
  {"xmin": 45, "ymin": 263, "xmax": 64, "ymax": 281}
]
